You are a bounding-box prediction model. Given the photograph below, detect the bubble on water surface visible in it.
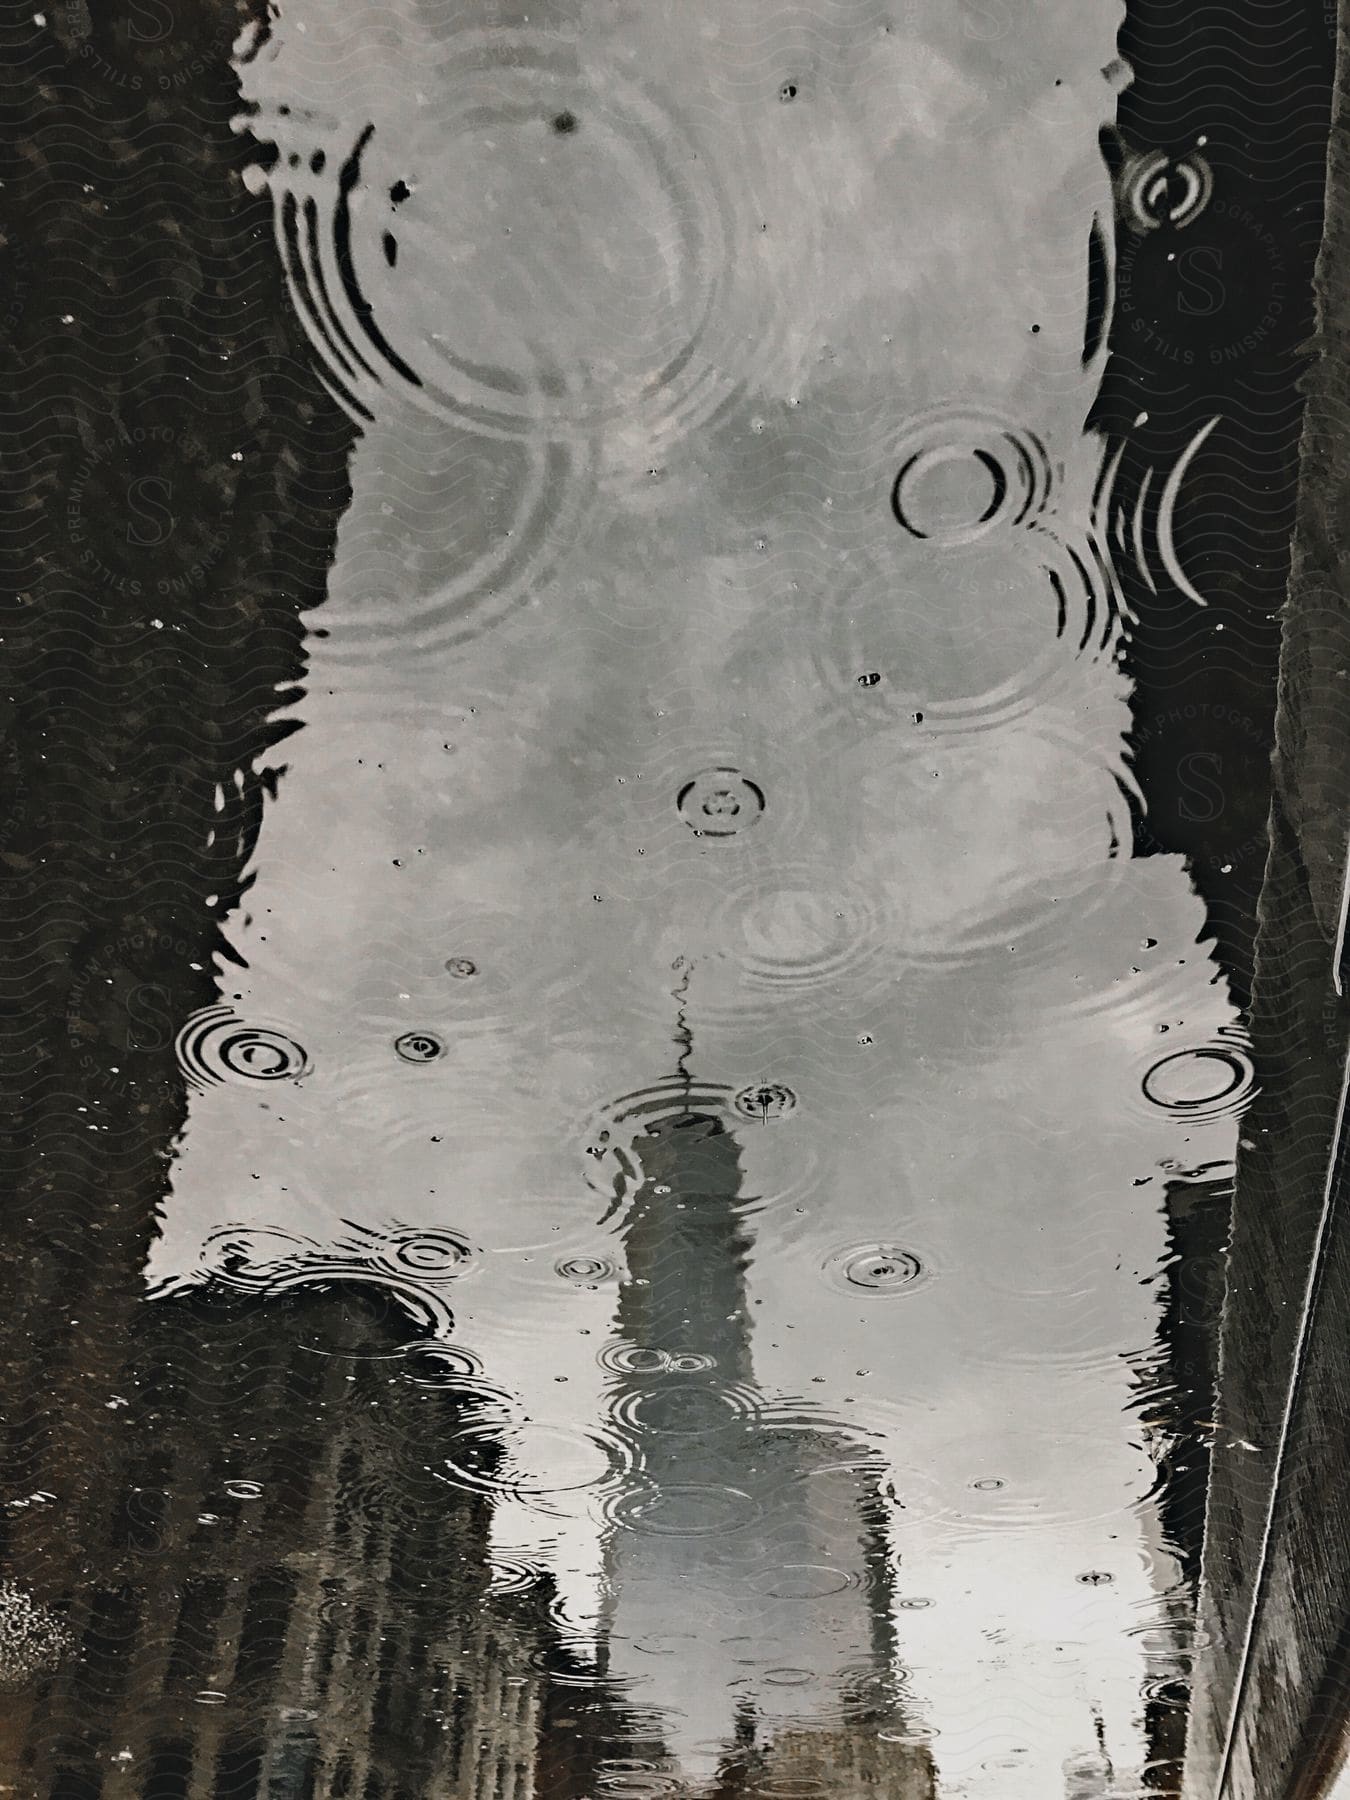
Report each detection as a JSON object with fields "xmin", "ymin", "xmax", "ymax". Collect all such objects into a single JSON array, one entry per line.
[
  {"xmin": 393, "ymin": 1029, "xmax": 443, "ymax": 1064},
  {"xmin": 175, "ymin": 1005, "xmax": 310, "ymax": 1088}
]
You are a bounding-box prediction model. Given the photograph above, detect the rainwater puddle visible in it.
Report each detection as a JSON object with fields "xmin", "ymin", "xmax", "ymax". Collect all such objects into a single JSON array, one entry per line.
[
  {"xmin": 147, "ymin": 5, "xmax": 1244, "ymax": 1795},
  {"xmin": 6, "ymin": 0, "xmax": 1330, "ymax": 1796}
]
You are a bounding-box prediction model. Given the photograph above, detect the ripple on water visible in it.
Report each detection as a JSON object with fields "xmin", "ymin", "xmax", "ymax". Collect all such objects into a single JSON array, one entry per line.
[
  {"xmin": 1140, "ymin": 1036, "xmax": 1257, "ymax": 1123},
  {"xmin": 442, "ymin": 1419, "xmax": 635, "ymax": 1509},
  {"xmin": 592, "ymin": 709, "xmax": 810, "ymax": 884},
  {"xmin": 813, "ymin": 515, "xmax": 1121, "ymax": 741},
  {"xmin": 747, "ymin": 1563, "xmax": 859, "ymax": 1600},
  {"xmin": 888, "ymin": 410, "xmax": 1054, "ymax": 545},
  {"xmin": 598, "ymin": 1342, "xmax": 676, "ymax": 1377},
  {"xmin": 317, "ymin": 911, "xmax": 609, "ymax": 1151},
  {"xmin": 556, "ymin": 1253, "xmax": 622, "ymax": 1288},
  {"xmin": 393, "ymin": 1029, "xmax": 444, "ymax": 1064},
  {"xmin": 846, "ymin": 728, "xmax": 1136, "ymax": 976},
  {"xmin": 700, "ymin": 858, "xmax": 893, "ymax": 996},
  {"xmin": 399, "ymin": 1341, "xmax": 485, "ymax": 1386},
  {"xmin": 675, "ymin": 768, "xmax": 766, "ymax": 838},
  {"xmin": 485, "ymin": 1555, "xmax": 545, "ymax": 1597},
  {"xmin": 732, "ymin": 1081, "xmax": 799, "ymax": 1122},
  {"xmin": 919, "ymin": 1428, "xmax": 1150, "ymax": 1537},
  {"xmin": 311, "ymin": 416, "xmax": 593, "ymax": 659},
  {"xmin": 335, "ymin": 1460, "xmax": 436, "ymax": 1539},
  {"xmin": 602, "ymin": 1481, "xmax": 763, "ymax": 1538},
  {"xmin": 580, "ymin": 1080, "xmax": 735, "ymax": 1206},
  {"xmin": 594, "ymin": 1768, "xmax": 681, "ymax": 1799},
  {"xmin": 359, "ymin": 1225, "xmax": 476, "ymax": 1283},
  {"xmin": 252, "ymin": 31, "xmax": 757, "ymax": 452},
  {"xmin": 333, "ymin": 914, "xmax": 558, "ymax": 1046},
  {"xmin": 599, "ymin": 1343, "xmax": 720, "ymax": 1378},
  {"xmin": 399, "ymin": 1345, "xmax": 520, "ymax": 1416},
  {"xmin": 821, "ymin": 1243, "xmax": 931, "ymax": 1299},
  {"xmin": 175, "ymin": 1005, "xmax": 310, "ymax": 1089},
  {"xmin": 1119, "ymin": 146, "xmax": 1213, "ymax": 233},
  {"xmin": 608, "ymin": 1382, "xmax": 763, "ymax": 1440},
  {"xmin": 183, "ymin": 1221, "xmax": 475, "ymax": 1337},
  {"xmin": 580, "ymin": 1080, "xmax": 820, "ymax": 1219}
]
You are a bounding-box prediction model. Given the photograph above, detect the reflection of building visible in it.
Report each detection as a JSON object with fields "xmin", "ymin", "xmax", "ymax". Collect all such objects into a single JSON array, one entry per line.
[
  {"xmin": 1132, "ymin": 1172, "xmax": 1235, "ymax": 1797},
  {"xmin": 0, "ymin": 1282, "xmax": 623, "ymax": 1799},
  {"xmin": 604, "ymin": 1111, "xmax": 936, "ymax": 1800},
  {"xmin": 714, "ymin": 1726, "xmax": 937, "ymax": 1800}
]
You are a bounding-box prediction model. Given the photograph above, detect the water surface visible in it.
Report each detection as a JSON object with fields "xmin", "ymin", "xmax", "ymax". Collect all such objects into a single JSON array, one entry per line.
[{"xmin": 140, "ymin": 2, "xmax": 1256, "ymax": 1793}]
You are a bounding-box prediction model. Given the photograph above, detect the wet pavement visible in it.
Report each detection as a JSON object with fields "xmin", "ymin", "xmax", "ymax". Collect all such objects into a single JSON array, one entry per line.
[{"xmin": 0, "ymin": 0, "xmax": 1337, "ymax": 1796}]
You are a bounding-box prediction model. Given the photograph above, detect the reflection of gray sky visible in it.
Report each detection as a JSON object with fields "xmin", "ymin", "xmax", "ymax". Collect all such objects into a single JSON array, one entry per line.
[{"xmin": 152, "ymin": 1, "xmax": 1241, "ymax": 1792}]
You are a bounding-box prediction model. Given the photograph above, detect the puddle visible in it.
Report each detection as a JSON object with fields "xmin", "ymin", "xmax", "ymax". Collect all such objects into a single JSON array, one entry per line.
[
  {"xmin": 140, "ymin": 3, "xmax": 1229, "ymax": 1790},
  {"xmin": 2, "ymin": 0, "xmax": 1333, "ymax": 1795}
]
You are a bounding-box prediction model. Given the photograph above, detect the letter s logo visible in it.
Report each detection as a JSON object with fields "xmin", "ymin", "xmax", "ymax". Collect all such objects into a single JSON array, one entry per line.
[
  {"xmin": 127, "ymin": 0, "xmax": 174, "ymax": 44},
  {"xmin": 1177, "ymin": 751, "xmax": 1225, "ymax": 824},
  {"xmin": 1175, "ymin": 246, "xmax": 1225, "ymax": 318},
  {"xmin": 127, "ymin": 983, "xmax": 173, "ymax": 1052},
  {"xmin": 962, "ymin": 0, "xmax": 1010, "ymax": 42},
  {"xmin": 125, "ymin": 476, "xmax": 174, "ymax": 548}
]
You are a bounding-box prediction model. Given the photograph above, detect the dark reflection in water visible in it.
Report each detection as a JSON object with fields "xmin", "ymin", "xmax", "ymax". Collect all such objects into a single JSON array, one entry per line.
[
  {"xmin": 0, "ymin": 1282, "xmax": 614, "ymax": 1797},
  {"xmin": 601, "ymin": 1113, "xmax": 914, "ymax": 1784},
  {"xmin": 0, "ymin": 0, "xmax": 1335, "ymax": 1793}
]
